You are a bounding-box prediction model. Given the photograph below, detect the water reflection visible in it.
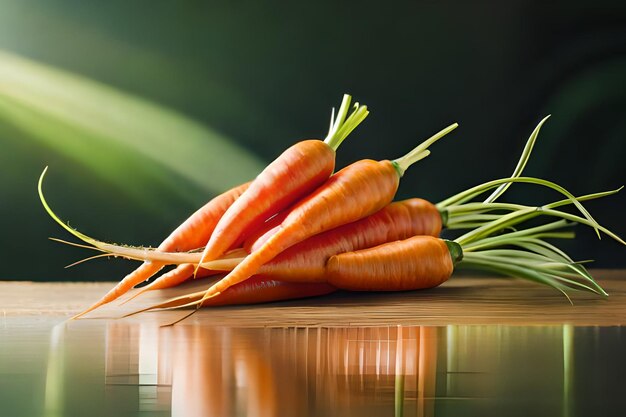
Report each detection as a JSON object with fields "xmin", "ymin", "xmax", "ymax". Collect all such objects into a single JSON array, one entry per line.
[
  {"xmin": 101, "ymin": 324, "xmax": 568, "ymax": 417},
  {"xmin": 35, "ymin": 322, "xmax": 624, "ymax": 417}
]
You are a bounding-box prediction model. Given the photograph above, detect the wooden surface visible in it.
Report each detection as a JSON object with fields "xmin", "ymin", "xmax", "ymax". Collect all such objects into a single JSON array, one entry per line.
[{"xmin": 2, "ymin": 270, "xmax": 625, "ymax": 327}]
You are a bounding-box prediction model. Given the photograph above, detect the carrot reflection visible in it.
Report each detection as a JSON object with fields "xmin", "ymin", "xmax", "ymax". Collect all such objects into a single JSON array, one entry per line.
[
  {"xmin": 309, "ymin": 326, "xmax": 439, "ymax": 417},
  {"xmin": 104, "ymin": 324, "xmax": 441, "ymax": 417}
]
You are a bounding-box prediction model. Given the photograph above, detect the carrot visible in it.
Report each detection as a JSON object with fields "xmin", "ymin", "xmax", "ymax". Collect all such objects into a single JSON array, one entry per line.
[
  {"xmin": 44, "ymin": 173, "xmax": 613, "ymax": 308},
  {"xmin": 121, "ymin": 248, "xmax": 248, "ymax": 304},
  {"xmin": 65, "ymin": 198, "xmax": 443, "ymax": 284},
  {"xmin": 120, "ymin": 264, "xmax": 204, "ymax": 305},
  {"xmin": 41, "ymin": 115, "xmax": 624, "ymax": 311},
  {"xmin": 144, "ymin": 198, "xmax": 441, "ymax": 286},
  {"xmin": 45, "ymin": 94, "xmax": 365, "ymax": 319},
  {"xmin": 69, "ymin": 179, "xmax": 250, "ymax": 319},
  {"xmin": 326, "ymin": 235, "xmax": 457, "ymax": 291},
  {"xmin": 147, "ymin": 183, "xmax": 622, "ymax": 307},
  {"xmin": 50, "ymin": 114, "xmax": 544, "ymax": 290},
  {"xmin": 196, "ymin": 123, "xmax": 458, "ymax": 304},
  {"xmin": 195, "ymin": 94, "xmax": 369, "ymax": 272},
  {"xmin": 124, "ymin": 95, "xmax": 367, "ymax": 301},
  {"xmin": 147, "ymin": 207, "xmax": 620, "ymax": 311},
  {"xmin": 42, "ymin": 174, "xmax": 623, "ymax": 309},
  {"xmin": 51, "ymin": 177, "xmax": 617, "ymax": 280},
  {"xmin": 243, "ymin": 196, "xmax": 620, "ymax": 295},
  {"xmin": 325, "ymin": 185, "xmax": 624, "ymax": 295},
  {"xmin": 127, "ymin": 276, "xmax": 336, "ymax": 312},
  {"xmin": 123, "ymin": 118, "xmax": 546, "ymax": 294},
  {"xmin": 187, "ymin": 185, "xmax": 622, "ymax": 304},
  {"xmin": 204, "ymin": 225, "xmax": 453, "ymax": 294},
  {"xmin": 199, "ymin": 276, "xmax": 337, "ymax": 306},
  {"xmin": 239, "ymin": 197, "xmax": 440, "ymax": 262},
  {"xmin": 48, "ymin": 114, "xmax": 544, "ymax": 310},
  {"xmin": 253, "ymin": 198, "xmax": 442, "ymax": 282},
  {"xmin": 242, "ymin": 210, "xmax": 289, "ymax": 253}
]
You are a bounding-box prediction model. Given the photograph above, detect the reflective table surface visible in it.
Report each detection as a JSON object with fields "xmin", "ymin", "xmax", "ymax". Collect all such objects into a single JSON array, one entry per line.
[{"xmin": 1, "ymin": 274, "xmax": 625, "ymax": 417}]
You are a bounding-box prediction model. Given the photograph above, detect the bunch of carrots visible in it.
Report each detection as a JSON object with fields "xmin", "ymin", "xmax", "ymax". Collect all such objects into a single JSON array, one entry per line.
[{"xmin": 39, "ymin": 94, "xmax": 624, "ymax": 319}]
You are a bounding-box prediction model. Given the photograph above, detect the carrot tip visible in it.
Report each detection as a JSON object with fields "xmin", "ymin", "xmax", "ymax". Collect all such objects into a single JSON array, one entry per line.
[
  {"xmin": 69, "ymin": 311, "xmax": 86, "ymax": 320},
  {"xmin": 161, "ymin": 309, "xmax": 197, "ymax": 327},
  {"xmin": 118, "ymin": 291, "xmax": 143, "ymax": 305}
]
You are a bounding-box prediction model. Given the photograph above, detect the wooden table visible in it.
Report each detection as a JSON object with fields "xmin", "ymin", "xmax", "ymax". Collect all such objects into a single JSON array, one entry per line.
[{"xmin": 2, "ymin": 270, "xmax": 625, "ymax": 327}]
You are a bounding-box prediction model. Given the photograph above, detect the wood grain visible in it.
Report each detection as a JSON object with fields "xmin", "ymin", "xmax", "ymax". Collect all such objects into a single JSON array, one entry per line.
[{"xmin": 1, "ymin": 270, "xmax": 624, "ymax": 327}]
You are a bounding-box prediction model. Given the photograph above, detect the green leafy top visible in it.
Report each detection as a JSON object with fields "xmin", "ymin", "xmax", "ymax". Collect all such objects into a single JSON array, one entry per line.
[{"xmin": 324, "ymin": 94, "xmax": 369, "ymax": 151}]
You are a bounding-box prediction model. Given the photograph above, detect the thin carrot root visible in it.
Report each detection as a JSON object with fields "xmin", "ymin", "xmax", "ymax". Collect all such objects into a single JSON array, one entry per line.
[
  {"xmin": 161, "ymin": 310, "xmax": 198, "ymax": 327},
  {"xmin": 119, "ymin": 247, "xmax": 249, "ymax": 305},
  {"xmin": 37, "ymin": 166, "xmax": 250, "ymax": 319},
  {"xmin": 120, "ymin": 264, "xmax": 195, "ymax": 305}
]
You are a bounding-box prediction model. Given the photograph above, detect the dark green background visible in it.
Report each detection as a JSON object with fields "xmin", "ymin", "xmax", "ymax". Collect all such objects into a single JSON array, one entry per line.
[{"xmin": 1, "ymin": 1, "xmax": 624, "ymax": 281}]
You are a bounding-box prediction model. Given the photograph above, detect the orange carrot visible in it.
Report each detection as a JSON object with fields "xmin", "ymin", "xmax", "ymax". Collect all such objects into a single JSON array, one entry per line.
[
  {"xmin": 121, "ymin": 248, "xmax": 247, "ymax": 304},
  {"xmin": 159, "ymin": 183, "xmax": 250, "ymax": 252},
  {"xmin": 111, "ymin": 197, "xmax": 441, "ymax": 307},
  {"xmin": 70, "ymin": 180, "xmax": 250, "ymax": 319},
  {"xmin": 242, "ymin": 210, "xmax": 289, "ymax": 253},
  {"xmin": 327, "ymin": 235, "xmax": 456, "ymax": 291},
  {"xmin": 65, "ymin": 94, "xmax": 365, "ymax": 318},
  {"xmin": 136, "ymin": 196, "xmax": 621, "ymax": 311},
  {"xmin": 50, "ymin": 197, "xmax": 443, "ymax": 287},
  {"xmin": 246, "ymin": 197, "xmax": 441, "ymax": 255},
  {"xmin": 202, "ymin": 276, "xmax": 336, "ymax": 307},
  {"xmin": 254, "ymin": 198, "xmax": 442, "ymax": 282},
  {"xmin": 127, "ymin": 230, "xmax": 456, "ymax": 313},
  {"xmin": 126, "ymin": 276, "xmax": 336, "ymax": 313},
  {"xmin": 195, "ymin": 95, "xmax": 369, "ymax": 271},
  {"xmin": 123, "ymin": 198, "xmax": 442, "ymax": 297},
  {"xmin": 197, "ymin": 123, "xmax": 458, "ymax": 304},
  {"xmin": 120, "ymin": 264, "xmax": 196, "ymax": 305}
]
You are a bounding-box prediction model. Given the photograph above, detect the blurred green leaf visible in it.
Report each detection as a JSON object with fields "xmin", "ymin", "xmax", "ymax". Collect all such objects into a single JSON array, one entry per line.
[{"xmin": 0, "ymin": 50, "xmax": 266, "ymax": 215}]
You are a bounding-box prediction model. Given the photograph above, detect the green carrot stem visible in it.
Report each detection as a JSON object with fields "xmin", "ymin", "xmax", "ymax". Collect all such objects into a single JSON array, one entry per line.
[
  {"xmin": 459, "ymin": 253, "xmax": 606, "ymax": 297},
  {"xmin": 464, "ymin": 252, "xmax": 577, "ymax": 276},
  {"xmin": 456, "ymin": 257, "xmax": 574, "ymax": 301},
  {"xmin": 543, "ymin": 187, "xmax": 624, "ymax": 210},
  {"xmin": 444, "ymin": 187, "xmax": 623, "ymax": 239},
  {"xmin": 457, "ymin": 204, "xmax": 623, "ymax": 249},
  {"xmin": 461, "ymin": 219, "xmax": 573, "ymax": 251},
  {"xmin": 445, "ymin": 202, "xmax": 526, "ymax": 214},
  {"xmin": 462, "ymin": 249, "xmax": 571, "ymax": 263},
  {"xmin": 40, "ymin": 171, "xmax": 249, "ymax": 268},
  {"xmin": 445, "ymin": 213, "xmax": 511, "ymax": 228},
  {"xmin": 537, "ymin": 209, "xmax": 625, "ymax": 245},
  {"xmin": 482, "ymin": 115, "xmax": 550, "ymax": 203},
  {"xmin": 506, "ymin": 238, "xmax": 576, "ymax": 263},
  {"xmin": 448, "ymin": 178, "xmax": 602, "ymax": 244},
  {"xmin": 437, "ymin": 178, "xmax": 599, "ymax": 237},
  {"xmin": 391, "ymin": 123, "xmax": 458, "ymax": 176},
  {"xmin": 324, "ymin": 94, "xmax": 369, "ymax": 151},
  {"xmin": 445, "ymin": 188, "xmax": 620, "ymax": 217},
  {"xmin": 463, "ymin": 231, "xmax": 577, "ymax": 253}
]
